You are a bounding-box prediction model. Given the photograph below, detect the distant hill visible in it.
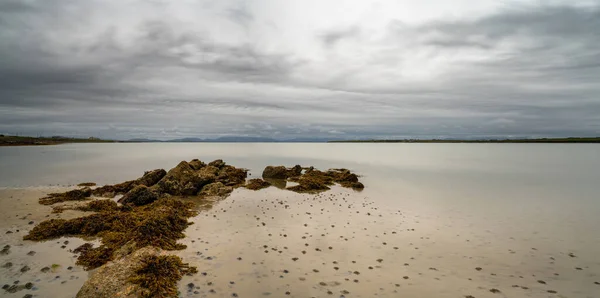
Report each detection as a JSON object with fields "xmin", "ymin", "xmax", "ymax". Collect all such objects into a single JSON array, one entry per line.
[{"xmin": 126, "ymin": 136, "xmax": 335, "ymax": 143}]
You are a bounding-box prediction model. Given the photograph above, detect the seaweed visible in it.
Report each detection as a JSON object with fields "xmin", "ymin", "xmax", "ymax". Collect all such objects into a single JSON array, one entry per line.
[
  {"xmin": 129, "ymin": 255, "xmax": 197, "ymax": 298},
  {"xmin": 39, "ymin": 187, "xmax": 92, "ymax": 205},
  {"xmin": 25, "ymin": 198, "xmax": 197, "ymax": 269}
]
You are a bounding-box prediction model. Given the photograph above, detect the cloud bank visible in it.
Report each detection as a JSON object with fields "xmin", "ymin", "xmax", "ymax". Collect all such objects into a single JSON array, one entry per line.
[{"xmin": 0, "ymin": 0, "xmax": 598, "ymax": 139}]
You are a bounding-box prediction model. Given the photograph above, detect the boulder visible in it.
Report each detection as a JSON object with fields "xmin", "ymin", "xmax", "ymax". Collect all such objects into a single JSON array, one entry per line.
[
  {"xmin": 188, "ymin": 159, "xmax": 206, "ymax": 171},
  {"xmin": 208, "ymin": 159, "xmax": 225, "ymax": 168},
  {"xmin": 217, "ymin": 166, "xmax": 247, "ymax": 186},
  {"xmin": 157, "ymin": 162, "xmax": 206, "ymax": 196},
  {"xmin": 136, "ymin": 169, "xmax": 167, "ymax": 187},
  {"xmin": 118, "ymin": 186, "xmax": 159, "ymax": 206},
  {"xmin": 262, "ymin": 166, "xmax": 288, "ymax": 179}
]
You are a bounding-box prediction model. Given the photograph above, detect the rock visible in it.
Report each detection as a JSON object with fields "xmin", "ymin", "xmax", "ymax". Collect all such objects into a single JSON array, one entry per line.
[
  {"xmin": 287, "ymin": 176, "xmax": 330, "ymax": 192},
  {"xmin": 1, "ymin": 245, "xmax": 10, "ymax": 255},
  {"xmin": 262, "ymin": 166, "xmax": 289, "ymax": 179},
  {"xmin": 208, "ymin": 159, "xmax": 225, "ymax": 168},
  {"xmin": 188, "ymin": 159, "xmax": 206, "ymax": 171},
  {"xmin": 216, "ymin": 166, "xmax": 247, "ymax": 186},
  {"xmin": 77, "ymin": 182, "xmax": 97, "ymax": 187},
  {"xmin": 2, "ymin": 262, "xmax": 12, "ymax": 268},
  {"xmin": 199, "ymin": 182, "xmax": 233, "ymax": 197},
  {"xmin": 136, "ymin": 169, "xmax": 167, "ymax": 187},
  {"xmin": 20, "ymin": 266, "xmax": 30, "ymax": 273},
  {"xmin": 118, "ymin": 186, "xmax": 159, "ymax": 206},
  {"xmin": 93, "ymin": 169, "xmax": 166, "ymax": 198},
  {"xmin": 245, "ymin": 179, "xmax": 271, "ymax": 190},
  {"xmin": 289, "ymin": 165, "xmax": 302, "ymax": 177},
  {"xmin": 157, "ymin": 162, "xmax": 207, "ymax": 196},
  {"xmin": 76, "ymin": 247, "xmax": 160, "ymax": 298}
]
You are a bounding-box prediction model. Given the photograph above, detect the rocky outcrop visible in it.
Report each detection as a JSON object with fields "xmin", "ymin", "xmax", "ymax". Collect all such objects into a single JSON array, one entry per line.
[
  {"xmin": 118, "ymin": 185, "xmax": 159, "ymax": 206},
  {"xmin": 262, "ymin": 165, "xmax": 302, "ymax": 179},
  {"xmin": 92, "ymin": 169, "xmax": 166, "ymax": 198},
  {"xmin": 260, "ymin": 165, "xmax": 364, "ymax": 192}
]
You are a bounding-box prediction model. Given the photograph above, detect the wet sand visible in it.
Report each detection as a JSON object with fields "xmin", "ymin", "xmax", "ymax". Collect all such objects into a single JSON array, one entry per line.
[{"xmin": 1, "ymin": 185, "xmax": 599, "ymax": 297}]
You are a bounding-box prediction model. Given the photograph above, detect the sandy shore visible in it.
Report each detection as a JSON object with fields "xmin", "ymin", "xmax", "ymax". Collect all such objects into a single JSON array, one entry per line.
[{"xmin": 1, "ymin": 186, "xmax": 599, "ymax": 298}]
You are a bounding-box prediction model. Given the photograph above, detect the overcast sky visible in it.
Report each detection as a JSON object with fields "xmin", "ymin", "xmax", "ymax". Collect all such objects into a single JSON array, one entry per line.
[{"xmin": 0, "ymin": 0, "xmax": 599, "ymax": 140}]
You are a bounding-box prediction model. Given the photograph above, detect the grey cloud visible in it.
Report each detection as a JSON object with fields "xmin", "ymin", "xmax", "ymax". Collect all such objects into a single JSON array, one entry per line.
[
  {"xmin": 319, "ymin": 26, "xmax": 361, "ymax": 47},
  {"xmin": 0, "ymin": 1, "xmax": 599, "ymax": 139}
]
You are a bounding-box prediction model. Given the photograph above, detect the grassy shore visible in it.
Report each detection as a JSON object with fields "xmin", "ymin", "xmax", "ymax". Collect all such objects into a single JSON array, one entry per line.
[
  {"xmin": 0, "ymin": 135, "xmax": 119, "ymax": 146},
  {"xmin": 329, "ymin": 137, "xmax": 600, "ymax": 143}
]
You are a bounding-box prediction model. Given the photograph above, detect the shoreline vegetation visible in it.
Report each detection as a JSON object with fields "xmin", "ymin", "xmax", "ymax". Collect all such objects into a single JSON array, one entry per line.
[
  {"xmin": 0, "ymin": 135, "xmax": 119, "ymax": 146},
  {"xmin": 22, "ymin": 160, "xmax": 364, "ymax": 297},
  {"xmin": 328, "ymin": 137, "xmax": 600, "ymax": 143},
  {"xmin": 2, "ymin": 135, "xmax": 599, "ymax": 146}
]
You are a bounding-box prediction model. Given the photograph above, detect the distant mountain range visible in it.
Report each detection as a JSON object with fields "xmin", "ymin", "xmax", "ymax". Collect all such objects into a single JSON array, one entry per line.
[{"xmin": 126, "ymin": 136, "xmax": 338, "ymax": 143}]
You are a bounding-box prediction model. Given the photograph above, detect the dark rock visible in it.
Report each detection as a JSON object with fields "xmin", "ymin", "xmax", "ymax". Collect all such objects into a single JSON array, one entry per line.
[
  {"xmin": 188, "ymin": 159, "xmax": 206, "ymax": 171},
  {"xmin": 118, "ymin": 186, "xmax": 159, "ymax": 206},
  {"xmin": 93, "ymin": 169, "xmax": 166, "ymax": 198},
  {"xmin": 2, "ymin": 262, "xmax": 12, "ymax": 268},
  {"xmin": 287, "ymin": 176, "xmax": 330, "ymax": 192},
  {"xmin": 208, "ymin": 159, "xmax": 225, "ymax": 168},
  {"xmin": 20, "ymin": 266, "xmax": 30, "ymax": 273},
  {"xmin": 156, "ymin": 161, "xmax": 207, "ymax": 196},
  {"xmin": 262, "ymin": 166, "xmax": 289, "ymax": 179}
]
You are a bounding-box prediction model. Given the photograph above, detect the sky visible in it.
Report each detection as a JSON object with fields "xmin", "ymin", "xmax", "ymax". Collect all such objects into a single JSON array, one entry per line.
[{"xmin": 0, "ymin": 0, "xmax": 599, "ymax": 140}]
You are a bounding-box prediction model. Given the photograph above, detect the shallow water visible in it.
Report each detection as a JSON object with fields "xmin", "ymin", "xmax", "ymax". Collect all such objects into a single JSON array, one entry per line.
[{"xmin": 1, "ymin": 143, "xmax": 599, "ymax": 297}]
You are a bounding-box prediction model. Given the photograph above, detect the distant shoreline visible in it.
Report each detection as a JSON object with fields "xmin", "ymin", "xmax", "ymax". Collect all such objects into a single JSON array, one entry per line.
[
  {"xmin": 329, "ymin": 137, "xmax": 600, "ymax": 143},
  {"xmin": 0, "ymin": 135, "xmax": 119, "ymax": 146},
  {"xmin": 2, "ymin": 135, "xmax": 599, "ymax": 146}
]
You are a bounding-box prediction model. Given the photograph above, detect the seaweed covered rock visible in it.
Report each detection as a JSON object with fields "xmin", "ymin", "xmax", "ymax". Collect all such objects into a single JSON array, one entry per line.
[
  {"xmin": 208, "ymin": 159, "xmax": 225, "ymax": 168},
  {"xmin": 262, "ymin": 166, "xmax": 288, "ymax": 179},
  {"xmin": 199, "ymin": 182, "xmax": 233, "ymax": 197},
  {"xmin": 39, "ymin": 187, "xmax": 92, "ymax": 205},
  {"xmin": 261, "ymin": 165, "xmax": 364, "ymax": 193},
  {"xmin": 245, "ymin": 179, "xmax": 271, "ymax": 190},
  {"xmin": 118, "ymin": 186, "xmax": 159, "ymax": 206},
  {"xmin": 93, "ymin": 169, "xmax": 166, "ymax": 198},
  {"xmin": 188, "ymin": 159, "xmax": 206, "ymax": 171},
  {"xmin": 130, "ymin": 255, "xmax": 197, "ymax": 298},
  {"xmin": 156, "ymin": 162, "xmax": 210, "ymax": 196},
  {"xmin": 287, "ymin": 176, "xmax": 331, "ymax": 192},
  {"xmin": 216, "ymin": 165, "xmax": 247, "ymax": 186},
  {"xmin": 76, "ymin": 247, "xmax": 160, "ymax": 298},
  {"xmin": 262, "ymin": 165, "xmax": 302, "ymax": 179}
]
